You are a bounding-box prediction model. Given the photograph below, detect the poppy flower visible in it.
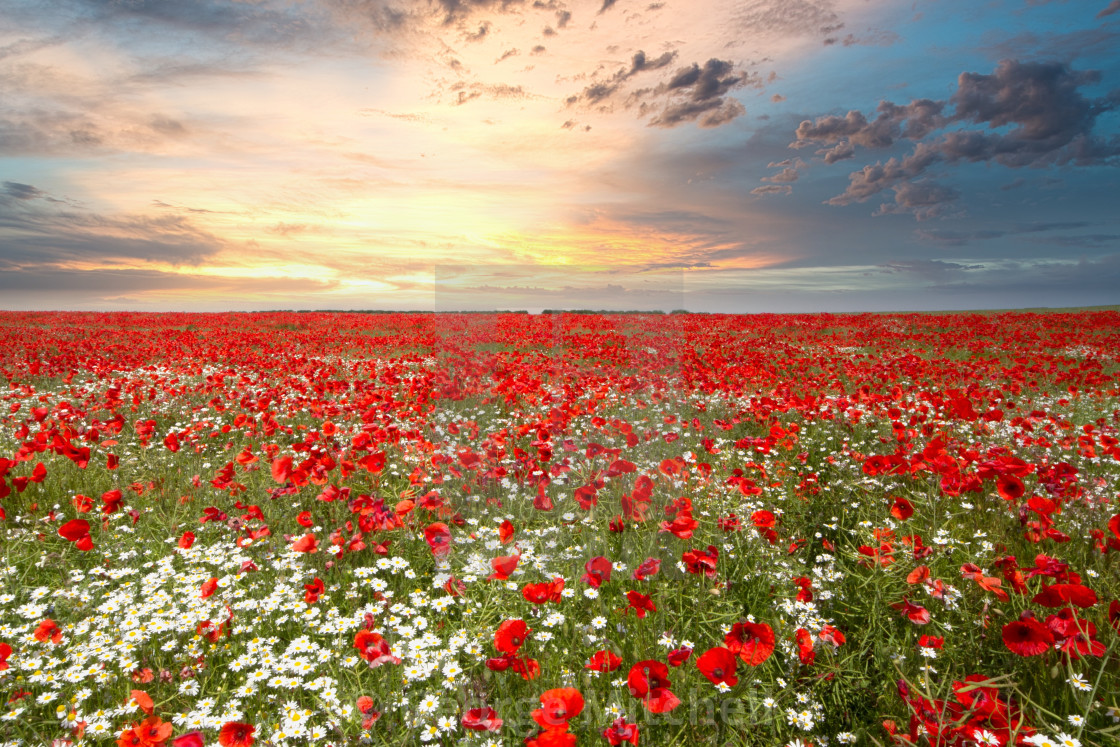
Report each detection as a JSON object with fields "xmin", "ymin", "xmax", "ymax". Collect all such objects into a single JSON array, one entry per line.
[
  {"xmin": 291, "ymin": 533, "xmax": 318, "ymax": 553},
  {"xmin": 1002, "ymin": 616, "xmax": 1054, "ymax": 656},
  {"xmin": 200, "ymin": 578, "xmax": 218, "ymax": 599},
  {"xmin": 34, "ymin": 618, "xmax": 62, "ymax": 644},
  {"xmin": 681, "ymin": 546, "xmax": 719, "ymax": 577},
  {"xmin": 178, "ymin": 531, "xmax": 195, "ymax": 549},
  {"xmin": 666, "ymin": 647, "xmax": 692, "ymax": 667},
  {"xmin": 499, "ymin": 519, "xmax": 515, "ymax": 544},
  {"xmin": 353, "ymin": 630, "xmax": 400, "ymax": 667},
  {"xmin": 586, "ymin": 649, "xmax": 622, "ymax": 672},
  {"xmin": 890, "ymin": 496, "xmax": 914, "ymax": 520},
  {"xmin": 627, "ymin": 660, "xmax": 680, "ymax": 713},
  {"xmin": 101, "ymin": 489, "xmax": 124, "ymax": 515},
  {"xmin": 122, "ymin": 716, "xmax": 172, "ymax": 747},
  {"xmin": 130, "ymin": 689, "xmax": 154, "ymax": 715},
  {"xmin": 631, "ymin": 558, "xmax": 660, "ymax": 581},
  {"xmin": 58, "ymin": 519, "xmax": 94, "ymax": 551},
  {"xmin": 624, "ymin": 590, "xmax": 657, "ymax": 618},
  {"xmin": 819, "ymin": 625, "xmax": 846, "ymax": 648},
  {"xmin": 1032, "ymin": 582, "xmax": 1098, "ymax": 609},
  {"xmin": 581, "ymin": 556, "xmax": 612, "ymax": 587},
  {"xmin": 532, "ymin": 688, "xmax": 584, "ymax": 729},
  {"xmin": 356, "ymin": 696, "xmax": 376, "ymax": 715},
  {"xmin": 493, "ymin": 619, "xmax": 530, "ymax": 654},
  {"xmin": 172, "ymin": 733, "xmax": 205, "ymax": 747},
  {"xmin": 424, "ymin": 522, "xmax": 452, "ymax": 557},
  {"xmin": 488, "ymin": 553, "xmax": 520, "ymax": 581},
  {"xmin": 724, "ymin": 621, "xmax": 775, "ymax": 666},
  {"xmin": 696, "ymin": 646, "xmax": 738, "ymax": 687},
  {"xmin": 794, "ymin": 628, "xmax": 815, "ymax": 665},
  {"xmin": 303, "ymin": 577, "xmax": 325, "ymax": 604},
  {"xmin": 890, "ymin": 597, "xmax": 932, "ymax": 625},
  {"xmin": 296, "ymin": 510, "xmax": 313, "ymax": 527},
  {"xmin": 218, "ymin": 721, "xmax": 256, "ymax": 747},
  {"xmin": 602, "ymin": 716, "xmax": 640, "ymax": 746},
  {"xmin": 0, "ymin": 642, "xmax": 12, "ymax": 671},
  {"xmin": 462, "ymin": 707, "xmax": 503, "ymax": 732},
  {"xmin": 996, "ymin": 474, "xmax": 1025, "ymax": 501},
  {"xmin": 522, "ymin": 577, "xmax": 565, "ymax": 604}
]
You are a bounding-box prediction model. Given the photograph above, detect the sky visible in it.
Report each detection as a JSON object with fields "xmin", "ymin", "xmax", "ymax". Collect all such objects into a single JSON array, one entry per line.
[{"xmin": 1, "ymin": 0, "xmax": 1119, "ymax": 313}]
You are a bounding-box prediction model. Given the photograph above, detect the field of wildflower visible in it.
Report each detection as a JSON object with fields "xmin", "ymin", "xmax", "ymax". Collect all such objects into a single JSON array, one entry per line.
[{"xmin": 1, "ymin": 310, "xmax": 1119, "ymax": 747}]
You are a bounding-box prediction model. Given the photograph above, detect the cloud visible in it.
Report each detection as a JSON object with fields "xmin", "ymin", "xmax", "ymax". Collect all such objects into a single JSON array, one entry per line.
[
  {"xmin": 751, "ymin": 184, "xmax": 793, "ymax": 196},
  {"xmin": 599, "ymin": 0, "xmax": 620, "ymax": 13},
  {"xmin": 642, "ymin": 58, "xmax": 757, "ymax": 128},
  {"xmin": 569, "ymin": 50, "xmax": 679, "ymax": 106},
  {"xmin": 0, "ymin": 183, "xmax": 226, "ymax": 267},
  {"xmin": 915, "ymin": 221, "xmax": 1093, "ymax": 246},
  {"xmin": 1098, "ymin": 0, "xmax": 1120, "ymax": 18},
  {"xmin": 790, "ymin": 59, "xmax": 1120, "ymax": 213}
]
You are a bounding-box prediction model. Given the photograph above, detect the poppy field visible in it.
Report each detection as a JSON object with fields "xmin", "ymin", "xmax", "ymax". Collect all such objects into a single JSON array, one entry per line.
[{"xmin": 2, "ymin": 309, "xmax": 1120, "ymax": 747}]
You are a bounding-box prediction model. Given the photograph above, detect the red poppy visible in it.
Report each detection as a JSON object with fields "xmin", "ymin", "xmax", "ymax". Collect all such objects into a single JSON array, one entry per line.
[
  {"xmin": 172, "ymin": 733, "xmax": 204, "ymax": 747},
  {"xmin": 1110, "ymin": 600, "xmax": 1120, "ymax": 633},
  {"xmin": 424, "ymin": 522, "xmax": 452, "ymax": 557},
  {"xmin": 178, "ymin": 531, "xmax": 195, "ymax": 549},
  {"xmin": 586, "ymin": 649, "xmax": 622, "ymax": 672},
  {"xmin": 200, "ymin": 578, "xmax": 218, "ymax": 599},
  {"xmin": 356, "ymin": 696, "xmax": 376, "ymax": 715},
  {"xmin": 667, "ymin": 647, "xmax": 692, "ymax": 667},
  {"xmin": 462, "ymin": 707, "xmax": 503, "ymax": 732},
  {"xmin": 71, "ymin": 494, "xmax": 92, "ymax": 513},
  {"xmin": 34, "ymin": 618, "xmax": 62, "ymax": 644},
  {"xmin": 130, "ymin": 689, "xmax": 154, "ymax": 715},
  {"xmin": 890, "ymin": 496, "xmax": 914, "ymax": 520},
  {"xmin": 304, "ymin": 577, "xmax": 325, "ymax": 604},
  {"xmin": 493, "ymin": 619, "xmax": 530, "ymax": 654},
  {"xmin": 681, "ymin": 546, "xmax": 719, "ymax": 577},
  {"xmin": 353, "ymin": 630, "xmax": 400, "ymax": 667},
  {"xmin": 890, "ymin": 597, "xmax": 932, "ymax": 625},
  {"xmin": 996, "ymin": 474, "xmax": 1025, "ymax": 501},
  {"xmin": 581, "ymin": 556, "xmax": 612, "ymax": 587},
  {"xmin": 522, "ymin": 577, "xmax": 565, "ymax": 604},
  {"xmin": 499, "ymin": 520, "xmax": 515, "ymax": 544},
  {"xmin": 58, "ymin": 519, "xmax": 94, "ymax": 551},
  {"xmin": 291, "ymin": 533, "xmax": 318, "ymax": 553},
  {"xmin": 1032, "ymin": 582, "xmax": 1098, "ymax": 609},
  {"xmin": 819, "ymin": 625, "xmax": 846, "ymax": 648},
  {"xmin": 696, "ymin": 646, "xmax": 738, "ymax": 687},
  {"xmin": 627, "ymin": 660, "xmax": 680, "ymax": 713},
  {"xmin": 488, "ymin": 553, "xmax": 520, "ymax": 581},
  {"xmin": 625, "ymin": 590, "xmax": 656, "ymax": 618},
  {"xmin": 296, "ymin": 510, "xmax": 313, "ymax": 527},
  {"xmin": 218, "ymin": 721, "xmax": 256, "ymax": 747},
  {"xmin": 794, "ymin": 628, "xmax": 815, "ymax": 665},
  {"xmin": 631, "ymin": 557, "xmax": 661, "ymax": 581},
  {"xmin": 1002, "ymin": 616, "xmax": 1054, "ymax": 656},
  {"xmin": 0, "ymin": 642, "xmax": 11, "ymax": 671},
  {"xmin": 532, "ymin": 688, "xmax": 584, "ymax": 729},
  {"xmin": 724, "ymin": 621, "xmax": 774, "ymax": 666},
  {"xmin": 101, "ymin": 489, "xmax": 124, "ymax": 515},
  {"xmin": 602, "ymin": 716, "xmax": 640, "ymax": 746}
]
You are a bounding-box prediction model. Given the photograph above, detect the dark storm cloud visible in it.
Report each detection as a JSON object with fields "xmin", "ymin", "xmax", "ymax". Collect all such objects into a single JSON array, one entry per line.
[
  {"xmin": 790, "ymin": 59, "xmax": 1120, "ymax": 214},
  {"xmin": 0, "ymin": 183, "xmax": 225, "ymax": 267},
  {"xmin": 599, "ymin": 0, "xmax": 619, "ymax": 13}
]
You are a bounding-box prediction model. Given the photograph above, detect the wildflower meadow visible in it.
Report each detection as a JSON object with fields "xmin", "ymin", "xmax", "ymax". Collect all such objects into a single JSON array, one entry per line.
[{"xmin": 1, "ymin": 310, "xmax": 1118, "ymax": 747}]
